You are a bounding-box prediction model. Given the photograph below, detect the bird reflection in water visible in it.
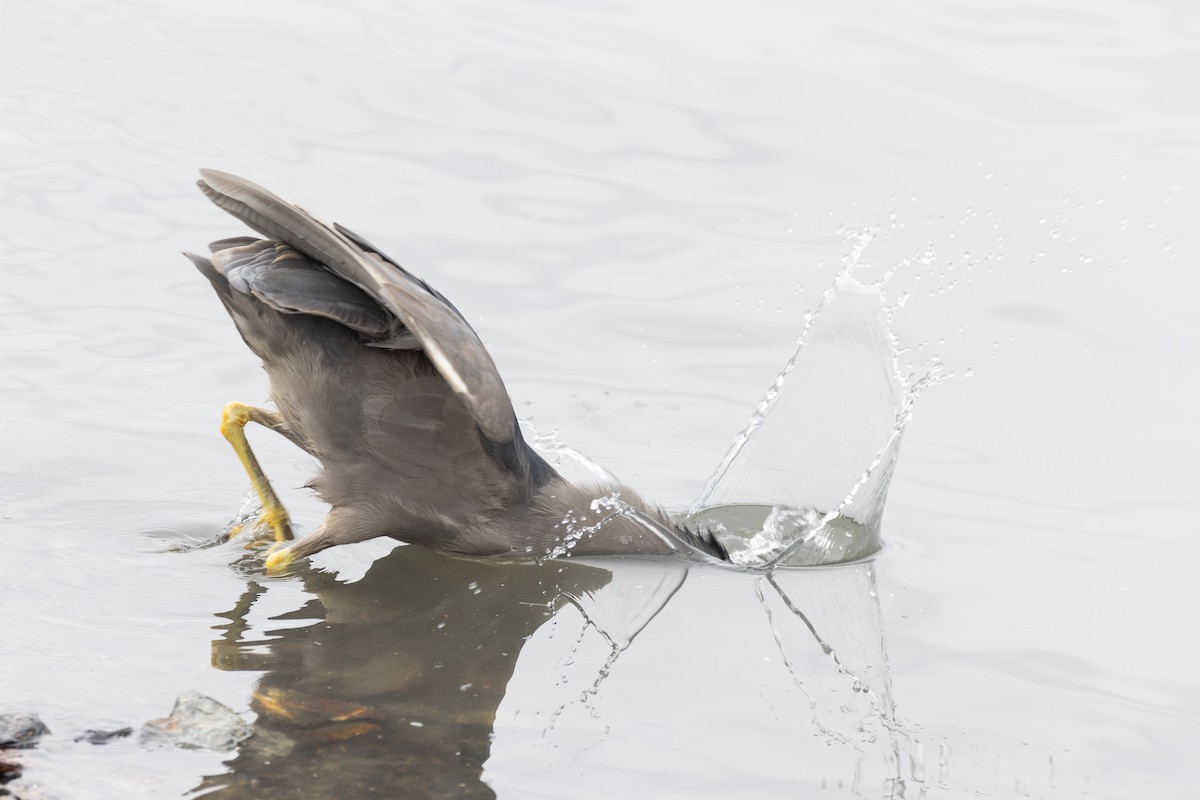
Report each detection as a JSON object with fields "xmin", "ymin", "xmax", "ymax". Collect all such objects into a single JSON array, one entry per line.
[
  {"xmin": 195, "ymin": 545, "xmax": 901, "ymax": 798},
  {"xmin": 197, "ymin": 545, "xmax": 686, "ymax": 799}
]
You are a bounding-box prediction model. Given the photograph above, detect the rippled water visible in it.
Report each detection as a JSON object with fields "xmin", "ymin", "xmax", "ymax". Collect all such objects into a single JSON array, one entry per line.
[{"xmin": 2, "ymin": 2, "xmax": 1198, "ymax": 798}]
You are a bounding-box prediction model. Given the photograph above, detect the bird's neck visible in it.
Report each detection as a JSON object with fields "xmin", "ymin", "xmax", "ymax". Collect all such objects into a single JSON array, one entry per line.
[{"xmin": 523, "ymin": 478, "xmax": 683, "ymax": 557}]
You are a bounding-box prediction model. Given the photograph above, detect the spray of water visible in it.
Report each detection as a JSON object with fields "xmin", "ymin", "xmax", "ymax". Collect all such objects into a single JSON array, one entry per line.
[
  {"xmin": 684, "ymin": 226, "xmax": 952, "ymax": 568},
  {"xmin": 516, "ymin": 226, "xmax": 957, "ymax": 782},
  {"xmin": 521, "ymin": 419, "xmax": 727, "ymax": 564}
]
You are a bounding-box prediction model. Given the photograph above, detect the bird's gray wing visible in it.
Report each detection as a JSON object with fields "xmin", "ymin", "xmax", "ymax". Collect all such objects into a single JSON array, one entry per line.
[
  {"xmin": 209, "ymin": 240, "xmax": 395, "ymax": 338},
  {"xmin": 196, "ymin": 169, "xmax": 515, "ymax": 445}
]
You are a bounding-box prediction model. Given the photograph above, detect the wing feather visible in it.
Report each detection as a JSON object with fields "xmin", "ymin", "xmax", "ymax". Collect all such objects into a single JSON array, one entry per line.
[{"xmin": 196, "ymin": 169, "xmax": 516, "ymax": 444}]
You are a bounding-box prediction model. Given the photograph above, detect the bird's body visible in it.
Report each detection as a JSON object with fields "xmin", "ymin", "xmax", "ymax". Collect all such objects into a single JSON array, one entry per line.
[{"xmin": 188, "ymin": 170, "xmax": 725, "ymax": 567}]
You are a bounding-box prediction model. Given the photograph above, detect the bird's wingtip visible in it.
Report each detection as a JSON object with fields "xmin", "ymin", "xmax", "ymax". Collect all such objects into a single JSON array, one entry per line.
[{"xmin": 197, "ymin": 168, "xmax": 259, "ymax": 199}]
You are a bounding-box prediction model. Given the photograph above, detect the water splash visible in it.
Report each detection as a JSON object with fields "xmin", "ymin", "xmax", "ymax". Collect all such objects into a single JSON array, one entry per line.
[
  {"xmin": 755, "ymin": 563, "xmax": 895, "ymax": 732},
  {"xmin": 541, "ymin": 560, "xmax": 686, "ymax": 734},
  {"xmin": 564, "ymin": 559, "xmax": 687, "ymax": 651},
  {"xmin": 521, "ymin": 419, "xmax": 619, "ymax": 486},
  {"xmin": 685, "ymin": 228, "xmax": 949, "ymax": 567},
  {"xmin": 522, "ymin": 420, "xmax": 730, "ymax": 564},
  {"xmin": 513, "ymin": 230, "xmax": 958, "ymax": 789},
  {"xmin": 664, "ymin": 228, "xmax": 962, "ymax": 791}
]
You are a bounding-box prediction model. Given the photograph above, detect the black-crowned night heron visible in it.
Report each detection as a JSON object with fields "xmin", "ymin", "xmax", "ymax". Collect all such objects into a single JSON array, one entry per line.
[{"xmin": 187, "ymin": 170, "xmax": 727, "ymax": 570}]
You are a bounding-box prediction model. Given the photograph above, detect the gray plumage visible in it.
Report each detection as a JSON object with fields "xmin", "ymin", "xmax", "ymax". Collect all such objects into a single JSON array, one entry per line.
[{"xmin": 188, "ymin": 169, "xmax": 727, "ymax": 566}]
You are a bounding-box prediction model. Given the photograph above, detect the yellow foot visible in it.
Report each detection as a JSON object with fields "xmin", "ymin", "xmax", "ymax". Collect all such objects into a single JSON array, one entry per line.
[
  {"xmin": 264, "ymin": 542, "xmax": 297, "ymax": 573},
  {"xmin": 223, "ymin": 504, "xmax": 294, "ymax": 549},
  {"xmin": 259, "ymin": 504, "xmax": 293, "ymax": 543}
]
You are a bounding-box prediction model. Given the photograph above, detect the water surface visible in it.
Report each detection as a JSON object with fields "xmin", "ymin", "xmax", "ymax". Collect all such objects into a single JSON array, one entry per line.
[{"xmin": 1, "ymin": 1, "xmax": 1197, "ymax": 798}]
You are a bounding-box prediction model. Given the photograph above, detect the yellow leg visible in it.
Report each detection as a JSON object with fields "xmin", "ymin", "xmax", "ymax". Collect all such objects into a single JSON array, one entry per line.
[{"xmin": 220, "ymin": 401, "xmax": 294, "ymax": 543}]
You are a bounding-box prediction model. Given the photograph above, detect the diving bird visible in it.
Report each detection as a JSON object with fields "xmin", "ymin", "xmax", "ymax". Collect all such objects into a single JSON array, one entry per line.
[{"xmin": 187, "ymin": 170, "xmax": 727, "ymax": 570}]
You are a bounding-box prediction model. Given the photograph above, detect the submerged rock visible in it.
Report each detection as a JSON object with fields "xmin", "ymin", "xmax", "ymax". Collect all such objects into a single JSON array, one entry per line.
[
  {"xmin": 251, "ymin": 686, "xmax": 382, "ymax": 729},
  {"xmin": 74, "ymin": 727, "xmax": 133, "ymax": 745},
  {"xmin": 1, "ymin": 784, "xmax": 53, "ymax": 800},
  {"xmin": 239, "ymin": 727, "xmax": 296, "ymax": 761},
  {"xmin": 0, "ymin": 756, "xmax": 22, "ymax": 785},
  {"xmin": 0, "ymin": 714, "xmax": 48, "ymax": 749},
  {"xmin": 0, "ymin": 713, "xmax": 49, "ymax": 793},
  {"xmin": 139, "ymin": 691, "xmax": 251, "ymax": 751},
  {"xmin": 251, "ymin": 686, "xmax": 383, "ymax": 746}
]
